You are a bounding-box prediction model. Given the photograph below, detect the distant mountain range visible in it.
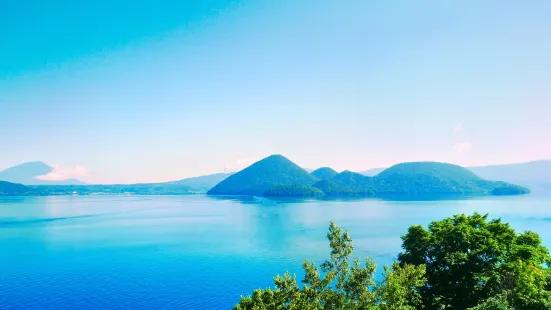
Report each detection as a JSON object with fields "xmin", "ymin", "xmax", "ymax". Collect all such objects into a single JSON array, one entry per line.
[
  {"xmin": 469, "ymin": 160, "xmax": 551, "ymax": 195},
  {"xmin": 36, "ymin": 172, "xmax": 233, "ymax": 195},
  {"xmin": 0, "ymin": 161, "xmax": 232, "ymax": 196},
  {"xmin": 1, "ymin": 157, "xmax": 549, "ymax": 197},
  {"xmin": 164, "ymin": 173, "xmax": 233, "ymax": 192},
  {"xmin": 0, "ymin": 162, "xmax": 84, "ymax": 185},
  {"xmin": 208, "ymin": 155, "xmax": 530, "ymax": 198}
]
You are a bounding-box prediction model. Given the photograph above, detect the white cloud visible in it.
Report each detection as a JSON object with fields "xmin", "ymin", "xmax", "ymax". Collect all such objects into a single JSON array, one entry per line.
[
  {"xmin": 453, "ymin": 121, "xmax": 464, "ymax": 134},
  {"xmin": 453, "ymin": 142, "xmax": 472, "ymax": 154},
  {"xmin": 36, "ymin": 164, "xmax": 88, "ymax": 181},
  {"xmin": 224, "ymin": 157, "xmax": 259, "ymax": 173}
]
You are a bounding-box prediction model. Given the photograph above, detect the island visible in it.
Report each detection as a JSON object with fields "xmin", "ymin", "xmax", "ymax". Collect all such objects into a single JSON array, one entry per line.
[{"xmin": 207, "ymin": 155, "xmax": 530, "ymax": 198}]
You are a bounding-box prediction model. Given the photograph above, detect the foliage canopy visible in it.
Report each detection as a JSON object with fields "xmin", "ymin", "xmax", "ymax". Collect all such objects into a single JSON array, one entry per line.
[
  {"xmin": 399, "ymin": 213, "xmax": 551, "ymax": 309},
  {"xmin": 235, "ymin": 214, "xmax": 551, "ymax": 310},
  {"xmin": 234, "ymin": 221, "xmax": 426, "ymax": 310}
]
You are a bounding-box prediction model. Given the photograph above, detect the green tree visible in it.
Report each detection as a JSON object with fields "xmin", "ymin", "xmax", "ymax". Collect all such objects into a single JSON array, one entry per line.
[
  {"xmin": 234, "ymin": 221, "xmax": 426, "ymax": 310},
  {"xmin": 467, "ymin": 297, "xmax": 511, "ymax": 310},
  {"xmin": 375, "ymin": 262, "xmax": 426, "ymax": 310},
  {"xmin": 546, "ymin": 267, "xmax": 551, "ymax": 291},
  {"xmin": 500, "ymin": 259, "xmax": 551, "ymax": 309},
  {"xmin": 398, "ymin": 213, "xmax": 551, "ymax": 309}
]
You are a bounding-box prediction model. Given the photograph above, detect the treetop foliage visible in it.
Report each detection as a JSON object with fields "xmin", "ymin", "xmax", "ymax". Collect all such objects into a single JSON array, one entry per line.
[{"xmin": 235, "ymin": 213, "xmax": 551, "ymax": 309}]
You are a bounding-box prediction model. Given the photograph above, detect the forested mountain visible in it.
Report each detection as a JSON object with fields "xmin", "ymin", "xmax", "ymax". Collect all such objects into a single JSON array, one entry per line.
[
  {"xmin": 371, "ymin": 162, "xmax": 528, "ymax": 197},
  {"xmin": 208, "ymin": 156, "xmax": 529, "ymax": 198},
  {"xmin": 310, "ymin": 167, "xmax": 338, "ymax": 180},
  {"xmin": 361, "ymin": 160, "xmax": 551, "ymax": 194},
  {"xmin": 207, "ymin": 155, "xmax": 317, "ymax": 196}
]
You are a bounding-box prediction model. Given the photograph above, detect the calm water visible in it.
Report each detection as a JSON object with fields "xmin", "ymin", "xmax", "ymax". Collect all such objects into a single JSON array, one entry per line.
[{"xmin": 1, "ymin": 195, "xmax": 550, "ymax": 309}]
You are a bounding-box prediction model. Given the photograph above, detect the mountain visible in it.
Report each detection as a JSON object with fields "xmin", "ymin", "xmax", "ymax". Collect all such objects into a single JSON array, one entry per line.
[
  {"xmin": 359, "ymin": 168, "xmax": 386, "ymax": 177},
  {"xmin": 313, "ymin": 171, "xmax": 375, "ymax": 197},
  {"xmin": 0, "ymin": 162, "xmax": 51, "ymax": 184},
  {"xmin": 469, "ymin": 160, "xmax": 551, "ymax": 194},
  {"xmin": 208, "ymin": 156, "xmax": 528, "ymax": 198},
  {"xmin": 28, "ymin": 172, "xmax": 233, "ymax": 196},
  {"xmin": 311, "ymin": 167, "xmax": 338, "ymax": 180},
  {"xmin": 0, "ymin": 171, "xmax": 232, "ymax": 196},
  {"xmin": 313, "ymin": 162, "xmax": 529, "ymax": 198},
  {"xmin": 360, "ymin": 160, "xmax": 551, "ymax": 194},
  {"xmin": 0, "ymin": 181, "xmax": 34, "ymax": 196},
  {"xmin": 207, "ymin": 155, "xmax": 317, "ymax": 196},
  {"xmin": 0, "ymin": 162, "xmax": 84, "ymax": 185},
  {"xmin": 372, "ymin": 162, "xmax": 528, "ymax": 197},
  {"xmin": 166, "ymin": 173, "xmax": 233, "ymax": 192},
  {"xmin": 0, "ymin": 157, "xmax": 533, "ymax": 198}
]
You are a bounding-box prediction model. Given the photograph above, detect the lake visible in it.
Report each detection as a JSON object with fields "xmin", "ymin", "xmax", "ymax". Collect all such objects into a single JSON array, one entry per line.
[{"xmin": 1, "ymin": 194, "xmax": 550, "ymax": 309}]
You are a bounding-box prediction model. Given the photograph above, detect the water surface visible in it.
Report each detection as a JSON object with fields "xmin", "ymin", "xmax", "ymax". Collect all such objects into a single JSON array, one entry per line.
[{"xmin": 1, "ymin": 195, "xmax": 550, "ymax": 309}]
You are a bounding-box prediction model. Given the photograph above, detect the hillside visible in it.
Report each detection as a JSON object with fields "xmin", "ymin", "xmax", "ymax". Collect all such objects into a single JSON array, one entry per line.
[
  {"xmin": 314, "ymin": 181, "xmax": 374, "ymax": 197},
  {"xmin": 0, "ymin": 181, "xmax": 34, "ymax": 196},
  {"xmin": 373, "ymin": 162, "xmax": 529, "ymax": 197},
  {"xmin": 312, "ymin": 162, "xmax": 529, "ymax": 198},
  {"xmin": 264, "ymin": 185, "xmax": 324, "ymax": 197},
  {"xmin": 469, "ymin": 160, "xmax": 551, "ymax": 194},
  {"xmin": 358, "ymin": 167, "xmax": 386, "ymax": 177},
  {"xmin": 310, "ymin": 167, "xmax": 338, "ymax": 180},
  {"xmin": 360, "ymin": 160, "xmax": 551, "ymax": 194},
  {"xmin": 0, "ymin": 172, "xmax": 232, "ymax": 196},
  {"xmin": 166, "ymin": 173, "xmax": 233, "ymax": 192},
  {"xmin": 207, "ymin": 155, "xmax": 317, "ymax": 196},
  {"xmin": 0, "ymin": 162, "xmax": 84, "ymax": 185},
  {"xmin": 313, "ymin": 171, "xmax": 375, "ymax": 196}
]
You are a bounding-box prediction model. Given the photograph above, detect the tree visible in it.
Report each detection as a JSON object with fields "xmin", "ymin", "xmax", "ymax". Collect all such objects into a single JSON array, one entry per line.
[
  {"xmin": 234, "ymin": 221, "xmax": 426, "ymax": 310},
  {"xmin": 398, "ymin": 213, "xmax": 551, "ymax": 309},
  {"xmin": 467, "ymin": 297, "xmax": 511, "ymax": 310},
  {"xmin": 375, "ymin": 262, "xmax": 426, "ymax": 310},
  {"xmin": 235, "ymin": 214, "xmax": 550, "ymax": 309}
]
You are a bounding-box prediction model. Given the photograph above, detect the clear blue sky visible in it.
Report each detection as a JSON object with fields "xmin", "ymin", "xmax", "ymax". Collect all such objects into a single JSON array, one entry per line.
[{"xmin": 2, "ymin": 0, "xmax": 550, "ymax": 183}]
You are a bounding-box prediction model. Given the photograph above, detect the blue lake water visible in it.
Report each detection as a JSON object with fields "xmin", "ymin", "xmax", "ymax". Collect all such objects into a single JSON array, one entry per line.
[{"xmin": 1, "ymin": 194, "xmax": 550, "ymax": 309}]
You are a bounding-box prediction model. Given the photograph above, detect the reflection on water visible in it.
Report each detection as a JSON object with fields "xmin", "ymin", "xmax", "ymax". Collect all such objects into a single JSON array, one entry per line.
[{"xmin": 0, "ymin": 194, "xmax": 550, "ymax": 309}]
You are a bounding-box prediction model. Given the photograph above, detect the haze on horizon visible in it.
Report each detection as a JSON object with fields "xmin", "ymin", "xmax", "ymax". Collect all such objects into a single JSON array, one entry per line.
[{"xmin": 2, "ymin": 0, "xmax": 550, "ymax": 184}]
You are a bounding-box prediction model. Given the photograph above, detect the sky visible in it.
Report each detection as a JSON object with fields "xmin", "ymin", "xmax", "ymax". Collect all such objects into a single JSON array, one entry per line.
[{"xmin": 1, "ymin": 0, "xmax": 551, "ymax": 184}]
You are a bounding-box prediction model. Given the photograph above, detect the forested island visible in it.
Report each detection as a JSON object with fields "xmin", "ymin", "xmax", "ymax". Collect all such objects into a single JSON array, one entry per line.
[{"xmin": 207, "ymin": 155, "xmax": 530, "ymax": 198}]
